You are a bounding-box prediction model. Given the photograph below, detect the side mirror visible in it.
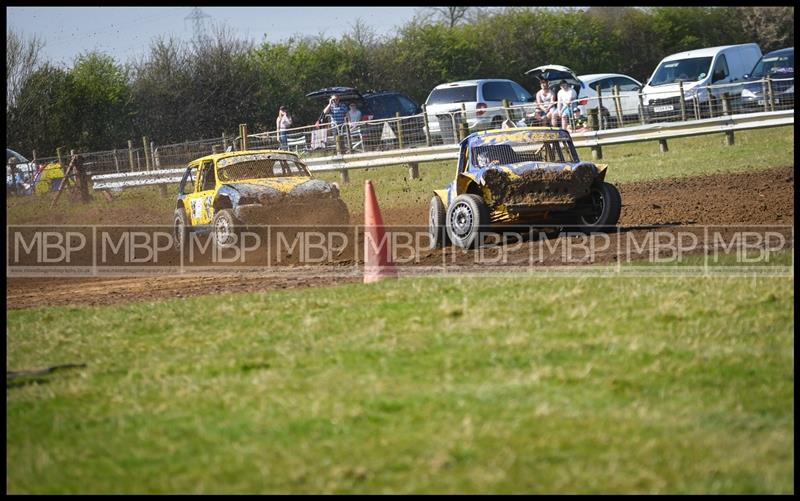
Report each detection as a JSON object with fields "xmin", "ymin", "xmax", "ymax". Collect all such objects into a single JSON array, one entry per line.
[{"xmin": 743, "ymin": 74, "xmax": 750, "ymax": 80}]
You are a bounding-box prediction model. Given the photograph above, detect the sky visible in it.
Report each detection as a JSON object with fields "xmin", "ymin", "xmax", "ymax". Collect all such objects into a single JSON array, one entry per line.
[{"xmin": 6, "ymin": 6, "xmax": 422, "ymax": 67}]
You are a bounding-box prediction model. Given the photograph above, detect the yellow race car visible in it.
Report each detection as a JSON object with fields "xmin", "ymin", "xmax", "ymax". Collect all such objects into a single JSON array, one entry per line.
[
  {"xmin": 174, "ymin": 150, "xmax": 348, "ymax": 249},
  {"xmin": 429, "ymin": 127, "xmax": 622, "ymax": 248}
]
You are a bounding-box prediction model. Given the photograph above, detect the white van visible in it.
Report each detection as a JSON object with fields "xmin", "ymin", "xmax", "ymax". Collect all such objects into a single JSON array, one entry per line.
[{"xmin": 642, "ymin": 43, "xmax": 762, "ymax": 121}]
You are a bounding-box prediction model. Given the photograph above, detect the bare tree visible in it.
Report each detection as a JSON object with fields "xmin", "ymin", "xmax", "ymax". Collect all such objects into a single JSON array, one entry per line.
[
  {"xmin": 413, "ymin": 6, "xmax": 481, "ymax": 28},
  {"xmin": 737, "ymin": 7, "xmax": 794, "ymax": 52},
  {"xmin": 7, "ymin": 30, "xmax": 45, "ymax": 111}
]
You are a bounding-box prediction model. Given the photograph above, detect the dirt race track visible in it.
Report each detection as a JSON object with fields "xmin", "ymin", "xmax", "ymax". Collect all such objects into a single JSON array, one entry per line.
[{"xmin": 7, "ymin": 167, "xmax": 794, "ymax": 310}]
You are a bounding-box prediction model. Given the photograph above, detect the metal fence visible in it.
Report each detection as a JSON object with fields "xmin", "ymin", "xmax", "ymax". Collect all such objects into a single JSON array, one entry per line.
[{"xmin": 14, "ymin": 77, "xmax": 795, "ymax": 179}]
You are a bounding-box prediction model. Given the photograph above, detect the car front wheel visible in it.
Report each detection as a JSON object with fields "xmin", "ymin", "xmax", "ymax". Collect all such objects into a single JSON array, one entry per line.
[
  {"xmin": 576, "ymin": 182, "xmax": 622, "ymax": 232},
  {"xmin": 446, "ymin": 194, "xmax": 490, "ymax": 249},
  {"xmin": 212, "ymin": 209, "xmax": 240, "ymax": 250}
]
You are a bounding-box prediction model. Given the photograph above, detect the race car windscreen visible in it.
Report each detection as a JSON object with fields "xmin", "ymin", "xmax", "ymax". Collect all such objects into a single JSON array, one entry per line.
[
  {"xmin": 471, "ymin": 140, "xmax": 576, "ymax": 167},
  {"xmin": 217, "ymin": 154, "xmax": 309, "ymax": 182}
]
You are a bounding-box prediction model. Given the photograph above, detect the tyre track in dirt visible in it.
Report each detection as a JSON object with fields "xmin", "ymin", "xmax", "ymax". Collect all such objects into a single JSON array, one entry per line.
[{"xmin": 6, "ymin": 167, "xmax": 794, "ymax": 310}]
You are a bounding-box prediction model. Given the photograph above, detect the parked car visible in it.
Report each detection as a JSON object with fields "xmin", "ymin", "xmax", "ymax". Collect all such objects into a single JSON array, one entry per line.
[
  {"xmin": 173, "ymin": 149, "xmax": 348, "ymax": 250},
  {"xmin": 428, "ymin": 127, "xmax": 621, "ymax": 249},
  {"xmin": 740, "ymin": 47, "xmax": 794, "ymax": 111},
  {"xmin": 641, "ymin": 43, "xmax": 762, "ymax": 121},
  {"xmin": 423, "ymin": 79, "xmax": 535, "ymax": 142},
  {"xmin": 306, "ymin": 87, "xmax": 424, "ymax": 150},
  {"xmin": 525, "ymin": 65, "xmax": 643, "ymax": 127}
]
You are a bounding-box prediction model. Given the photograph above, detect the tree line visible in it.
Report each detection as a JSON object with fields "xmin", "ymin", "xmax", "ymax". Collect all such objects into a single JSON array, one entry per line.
[{"xmin": 6, "ymin": 6, "xmax": 794, "ymax": 157}]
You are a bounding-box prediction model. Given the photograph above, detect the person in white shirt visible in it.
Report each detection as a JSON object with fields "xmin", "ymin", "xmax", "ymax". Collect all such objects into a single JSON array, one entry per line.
[
  {"xmin": 534, "ymin": 79, "xmax": 557, "ymax": 126},
  {"xmin": 556, "ymin": 80, "xmax": 578, "ymax": 131},
  {"xmin": 276, "ymin": 106, "xmax": 293, "ymax": 150}
]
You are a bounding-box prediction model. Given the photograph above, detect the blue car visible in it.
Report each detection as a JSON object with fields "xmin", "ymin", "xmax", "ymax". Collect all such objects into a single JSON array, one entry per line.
[{"xmin": 740, "ymin": 47, "xmax": 794, "ymax": 111}]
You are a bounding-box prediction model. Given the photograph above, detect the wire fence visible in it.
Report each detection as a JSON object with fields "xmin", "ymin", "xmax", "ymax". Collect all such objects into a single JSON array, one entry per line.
[{"xmin": 9, "ymin": 76, "xmax": 795, "ymax": 190}]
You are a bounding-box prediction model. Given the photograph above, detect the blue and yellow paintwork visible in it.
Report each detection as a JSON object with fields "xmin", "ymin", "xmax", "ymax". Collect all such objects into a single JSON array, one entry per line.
[{"xmin": 434, "ymin": 127, "xmax": 607, "ymax": 224}]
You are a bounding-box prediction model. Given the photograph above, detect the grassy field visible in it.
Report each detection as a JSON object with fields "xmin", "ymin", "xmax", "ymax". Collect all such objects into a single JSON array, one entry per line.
[
  {"xmin": 6, "ymin": 252, "xmax": 794, "ymax": 493},
  {"xmin": 5, "ymin": 125, "xmax": 794, "ymax": 225}
]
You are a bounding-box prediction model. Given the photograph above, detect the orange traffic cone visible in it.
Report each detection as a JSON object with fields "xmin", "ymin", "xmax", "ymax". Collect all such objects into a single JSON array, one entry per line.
[{"xmin": 363, "ymin": 179, "xmax": 397, "ymax": 283}]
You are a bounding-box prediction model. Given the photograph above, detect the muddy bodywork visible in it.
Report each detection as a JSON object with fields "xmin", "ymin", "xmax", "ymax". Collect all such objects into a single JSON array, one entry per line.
[
  {"xmin": 436, "ymin": 128, "xmax": 608, "ymax": 224},
  {"xmin": 176, "ymin": 150, "xmax": 348, "ymax": 229}
]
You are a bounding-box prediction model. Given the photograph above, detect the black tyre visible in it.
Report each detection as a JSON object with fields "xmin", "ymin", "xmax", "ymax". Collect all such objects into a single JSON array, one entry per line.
[
  {"xmin": 428, "ymin": 195, "xmax": 450, "ymax": 248},
  {"xmin": 212, "ymin": 208, "xmax": 240, "ymax": 250},
  {"xmin": 576, "ymin": 182, "xmax": 622, "ymax": 232},
  {"xmin": 445, "ymin": 194, "xmax": 490, "ymax": 249},
  {"xmin": 173, "ymin": 208, "xmax": 190, "ymax": 251}
]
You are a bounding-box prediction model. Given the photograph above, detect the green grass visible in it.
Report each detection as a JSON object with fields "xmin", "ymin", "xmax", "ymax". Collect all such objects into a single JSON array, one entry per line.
[
  {"xmin": 6, "ymin": 126, "xmax": 794, "ymax": 225},
  {"xmin": 7, "ymin": 253, "xmax": 794, "ymax": 493}
]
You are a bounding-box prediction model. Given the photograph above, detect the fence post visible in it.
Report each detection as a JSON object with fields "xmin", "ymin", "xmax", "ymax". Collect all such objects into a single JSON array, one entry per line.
[
  {"xmin": 408, "ymin": 162, "xmax": 419, "ymax": 180},
  {"xmin": 692, "ymin": 95, "xmax": 700, "ymax": 120},
  {"xmin": 127, "ymin": 140, "xmax": 134, "ymax": 171},
  {"xmin": 596, "ymin": 86, "xmax": 604, "ymax": 130},
  {"xmin": 340, "ymin": 169, "xmax": 350, "ymax": 184},
  {"xmin": 142, "ymin": 136, "xmax": 151, "ymax": 171},
  {"xmin": 421, "ymin": 104, "xmax": 432, "ymax": 147},
  {"xmin": 395, "ymin": 112, "xmax": 404, "ymax": 149},
  {"xmin": 335, "ymin": 134, "xmax": 344, "ymax": 155},
  {"xmin": 502, "ymin": 99, "xmax": 511, "ymax": 121},
  {"xmin": 707, "ymin": 85, "xmax": 714, "ymax": 118},
  {"xmin": 725, "ymin": 130, "xmax": 735, "ymax": 146},
  {"xmin": 345, "ymin": 122, "xmax": 354, "ymax": 153},
  {"xmin": 239, "ymin": 124, "xmax": 249, "ymax": 151},
  {"xmin": 766, "ymin": 76, "xmax": 775, "ymax": 112},
  {"xmin": 222, "ymin": 132, "xmax": 228, "ymax": 151},
  {"xmin": 56, "ymin": 147, "xmax": 64, "ymax": 169},
  {"xmin": 612, "ymin": 85, "xmax": 623, "ymax": 127},
  {"xmin": 587, "ymin": 108, "xmax": 599, "ymax": 131},
  {"xmin": 31, "ymin": 149, "xmax": 37, "ymax": 163},
  {"xmin": 659, "ymin": 139, "xmax": 669, "ymax": 153},
  {"xmin": 591, "ymin": 145, "xmax": 603, "ymax": 160},
  {"xmin": 113, "ymin": 149, "xmax": 119, "ymax": 173},
  {"xmin": 150, "ymin": 140, "xmax": 157, "ymax": 169},
  {"xmin": 638, "ymin": 92, "xmax": 646, "ymax": 125},
  {"xmin": 762, "ymin": 78, "xmax": 770, "ymax": 113},
  {"xmin": 721, "ymin": 92, "xmax": 731, "ymax": 116},
  {"xmin": 678, "ymin": 81, "xmax": 686, "ymax": 121},
  {"xmin": 450, "ymin": 113, "xmax": 459, "ymax": 144}
]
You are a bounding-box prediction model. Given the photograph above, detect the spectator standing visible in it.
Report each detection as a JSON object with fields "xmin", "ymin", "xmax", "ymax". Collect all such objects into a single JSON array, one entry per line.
[
  {"xmin": 556, "ymin": 80, "xmax": 578, "ymax": 131},
  {"xmin": 276, "ymin": 105, "xmax": 293, "ymax": 150},
  {"xmin": 534, "ymin": 79, "xmax": 557, "ymax": 126},
  {"xmin": 322, "ymin": 95, "xmax": 348, "ymax": 135}
]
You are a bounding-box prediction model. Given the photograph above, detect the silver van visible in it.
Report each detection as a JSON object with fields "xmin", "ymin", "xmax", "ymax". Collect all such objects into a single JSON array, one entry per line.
[
  {"xmin": 642, "ymin": 43, "xmax": 762, "ymax": 121},
  {"xmin": 423, "ymin": 79, "xmax": 534, "ymax": 142}
]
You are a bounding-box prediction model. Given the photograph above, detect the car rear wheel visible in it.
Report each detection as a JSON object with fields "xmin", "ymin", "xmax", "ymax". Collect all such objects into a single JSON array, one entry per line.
[
  {"xmin": 428, "ymin": 195, "xmax": 450, "ymax": 248},
  {"xmin": 576, "ymin": 182, "xmax": 621, "ymax": 232},
  {"xmin": 446, "ymin": 194, "xmax": 490, "ymax": 249},
  {"xmin": 212, "ymin": 209, "xmax": 240, "ymax": 250}
]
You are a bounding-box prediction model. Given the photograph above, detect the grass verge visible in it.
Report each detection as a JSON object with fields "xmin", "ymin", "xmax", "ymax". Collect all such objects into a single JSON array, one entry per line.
[{"xmin": 7, "ymin": 252, "xmax": 794, "ymax": 493}]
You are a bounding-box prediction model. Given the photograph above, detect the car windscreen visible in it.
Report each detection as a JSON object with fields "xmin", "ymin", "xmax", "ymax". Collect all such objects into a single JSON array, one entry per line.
[
  {"xmin": 471, "ymin": 140, "xmax": 576, "ymax": 167},
  {"xmin": 217, "ymin": 154, "xmax": 309, "ymax": 182},
  {"xmin": 749, "ymin": 53, "xmax": 794, "ymax": 78},
  {"xmin": 649, "ymin": 57, "xmax": 713, "ymax": 86},
  {"xmin": 426, "ymin": 85, "xmax": 478, "ymax": 105},
  {"xmin": 365, "ymin": 95, "xmax": 401, "ymax": 119}
]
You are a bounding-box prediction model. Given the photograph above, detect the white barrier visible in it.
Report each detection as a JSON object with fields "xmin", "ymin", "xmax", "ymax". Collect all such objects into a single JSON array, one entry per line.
[{"xmin": 93, "ymin": 110, "xmax": 793, "ymax": 190}]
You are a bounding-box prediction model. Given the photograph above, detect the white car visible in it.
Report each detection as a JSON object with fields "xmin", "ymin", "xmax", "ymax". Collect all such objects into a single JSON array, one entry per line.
[
  {"xmin": 423, "ymin": 79, "xmax": 535, "ymax": 142},
  {"xmin": 576, "ymin": 73, "xmax": 644, "ymax": 122},
  {"xmin": 525, "ymin": 65, "xmax": 643, "ymax": 127}
]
